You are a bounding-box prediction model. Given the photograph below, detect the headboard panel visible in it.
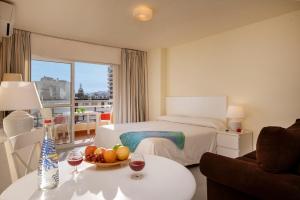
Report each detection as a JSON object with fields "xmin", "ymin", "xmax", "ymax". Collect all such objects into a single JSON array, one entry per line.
[{"xmin": 165, "ymin": 96, "xmax": 227, "ymax": 121}]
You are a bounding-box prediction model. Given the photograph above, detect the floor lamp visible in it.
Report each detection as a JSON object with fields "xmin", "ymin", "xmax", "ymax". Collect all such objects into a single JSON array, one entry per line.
[
  {"xmin": 0, "ymin": 81, "xmax": 42, "ymax": 137},
  {"xmin": 1, "ymin": 73, "xmax": 23, "ymax": 120}
]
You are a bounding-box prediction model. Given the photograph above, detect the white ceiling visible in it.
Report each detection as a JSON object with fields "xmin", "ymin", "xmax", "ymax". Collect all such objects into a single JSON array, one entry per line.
[{"xmin": 8, "ymin": 0, "xmax": 300, "ymax": 50}]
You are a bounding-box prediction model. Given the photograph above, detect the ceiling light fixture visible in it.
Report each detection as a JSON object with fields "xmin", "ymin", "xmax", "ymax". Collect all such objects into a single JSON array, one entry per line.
[{"xmin": 133, "ymin": 5, "xmax": 153, "ymax": 22}]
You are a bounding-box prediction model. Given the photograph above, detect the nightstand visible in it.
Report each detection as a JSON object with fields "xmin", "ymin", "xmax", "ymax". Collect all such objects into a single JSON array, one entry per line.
[{"xmin": 216, "ymin": 129, "xmax": 253, "ymax": 158}]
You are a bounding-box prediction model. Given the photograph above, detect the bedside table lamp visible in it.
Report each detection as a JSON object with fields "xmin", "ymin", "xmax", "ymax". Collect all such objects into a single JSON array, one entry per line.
[
  {"xmin": 0, "ymin": 81, "xmax": 43, "ymax": 138},
  {"xmin": 226, "ymin": 105, "xmax": 245, "ymax": 131}
]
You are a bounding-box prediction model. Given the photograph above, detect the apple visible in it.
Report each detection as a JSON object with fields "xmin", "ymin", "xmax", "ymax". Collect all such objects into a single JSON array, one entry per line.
[
  {"xmin": 113, "ymin": 144, "xmax": 122, "ymax": 151},
  {"xmin": 85, "ymin": 146, "xmax": 97, "ymax": 156},
  {"xmin": 103, "ymin": 149, "xmax": 117, "ymax": 163},
  {"xmin": 116, "ymin": 146, "xmax": 130, "ymax": 161},
  {"xmin": 94, "ymin": 147, "xmax": 106, "ymax": 155}
]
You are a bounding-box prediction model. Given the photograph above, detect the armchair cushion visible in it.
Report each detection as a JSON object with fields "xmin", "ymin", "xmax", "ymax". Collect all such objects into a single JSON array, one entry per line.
[
  {"xmin": 256, "ymin": 126, "xmax": 300, "ymax": 173},
  {"xmin": 287, "ymin": 119, "xmax": 300, "ymax": 132}
]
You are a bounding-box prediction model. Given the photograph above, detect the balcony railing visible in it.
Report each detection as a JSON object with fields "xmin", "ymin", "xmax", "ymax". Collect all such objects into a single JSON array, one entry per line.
[{"xmin": 31, "ymin": 99, "xmax": 113, "ymax": 144}]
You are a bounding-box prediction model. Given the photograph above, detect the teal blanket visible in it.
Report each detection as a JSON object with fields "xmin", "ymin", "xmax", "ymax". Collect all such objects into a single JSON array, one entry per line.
[{"xmin": 120, "ymin": 131, "xmax": 185, "ymax": 152}]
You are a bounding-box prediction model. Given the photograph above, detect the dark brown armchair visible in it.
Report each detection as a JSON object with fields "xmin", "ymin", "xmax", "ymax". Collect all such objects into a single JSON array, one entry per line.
[{"xmin": 200, "ymin": 119, "xmax": 300, "ymax": 200}]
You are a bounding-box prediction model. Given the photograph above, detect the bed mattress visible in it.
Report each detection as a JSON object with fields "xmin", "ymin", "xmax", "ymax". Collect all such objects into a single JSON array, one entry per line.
[{"xmin": 95, "ymin": 120, "xmax": 217, "ymax": 166}]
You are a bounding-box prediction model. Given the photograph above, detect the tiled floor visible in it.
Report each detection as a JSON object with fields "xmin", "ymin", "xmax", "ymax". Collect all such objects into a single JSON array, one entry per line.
[
  {"xmin": 189, "ymin": 166, "xmax": 207, "ymax": 200},
  {"xmin": 59, "ymin": 148, "xmax": 207, "ymax": 200}
]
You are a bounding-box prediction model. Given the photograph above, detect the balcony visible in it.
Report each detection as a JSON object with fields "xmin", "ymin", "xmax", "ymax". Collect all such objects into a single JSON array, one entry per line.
[
  {"xmin": 32, "ymin": 99, "xmax": 113, "ymax": 145},
  {"xmin": 73, "ymin": 99, "xmax": 112, "ymax": 144}
]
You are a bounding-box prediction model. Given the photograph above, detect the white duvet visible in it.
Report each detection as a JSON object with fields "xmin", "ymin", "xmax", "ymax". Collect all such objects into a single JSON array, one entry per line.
[{"xmin": 95, "ymin": 117, "xmax": 220, "ymax": 166}]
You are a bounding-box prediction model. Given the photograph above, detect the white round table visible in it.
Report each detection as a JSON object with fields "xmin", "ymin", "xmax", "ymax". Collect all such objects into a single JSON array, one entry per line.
[{"xmin": 1, "ymin": 155, "xmax": 196, "ymax": 200}]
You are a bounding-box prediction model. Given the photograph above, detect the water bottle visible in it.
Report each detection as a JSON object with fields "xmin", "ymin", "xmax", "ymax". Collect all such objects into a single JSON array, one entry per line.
[{"xmin": 38, "ymin": 118, "xmax": 59, "ymax": 190}]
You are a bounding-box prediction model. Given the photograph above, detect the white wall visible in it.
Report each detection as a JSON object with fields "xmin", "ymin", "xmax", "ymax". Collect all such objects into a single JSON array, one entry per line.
[
  {"xmin": 161, "ymin": 10, "xmax": 300, "ymax": 145},
  {"xmin": 148, "ymin": 48, "xmax": 167, "ymax": 120},
  {"xmin": 31, "ymin": 34, "xmax": 121, "ymax": 64}
]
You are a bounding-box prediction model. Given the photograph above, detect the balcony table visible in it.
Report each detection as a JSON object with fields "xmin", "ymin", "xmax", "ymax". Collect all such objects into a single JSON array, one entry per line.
[
  {"xmin": 0, "ymin": 155, "xmax": 196, "ymax": 200},
  {"xmin": 74, "ymin": 111, "xmax": 98, "ymax": 134}
]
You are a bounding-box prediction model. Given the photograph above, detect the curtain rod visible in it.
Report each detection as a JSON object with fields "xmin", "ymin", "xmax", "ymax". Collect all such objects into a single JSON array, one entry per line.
[{"xmin": 17, "ymin": 28, "xmax": 143, "ymax": 52}]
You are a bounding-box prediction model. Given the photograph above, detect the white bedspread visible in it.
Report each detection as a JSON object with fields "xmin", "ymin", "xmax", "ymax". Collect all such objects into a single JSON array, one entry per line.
[{"xmin": 95, "ymin": 120, "xmax": 217, "ymax": 166}]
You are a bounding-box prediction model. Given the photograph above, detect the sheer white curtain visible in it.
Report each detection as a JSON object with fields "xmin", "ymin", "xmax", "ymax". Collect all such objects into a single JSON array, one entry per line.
[{"xmin": 114, "ymin": 49, "xmax": 148, "ymax": 124}]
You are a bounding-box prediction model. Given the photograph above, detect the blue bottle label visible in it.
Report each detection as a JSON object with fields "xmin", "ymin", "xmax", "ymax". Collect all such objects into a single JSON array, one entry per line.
[{"xmin": 38, "ymin": 138, "xmax": 59, "ymax": 188}]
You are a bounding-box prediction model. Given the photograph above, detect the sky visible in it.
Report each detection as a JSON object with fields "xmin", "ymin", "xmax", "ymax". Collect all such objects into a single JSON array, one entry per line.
[{"xmin": 31, "ymin": 60, "xmax": 109, "ymax": 93}]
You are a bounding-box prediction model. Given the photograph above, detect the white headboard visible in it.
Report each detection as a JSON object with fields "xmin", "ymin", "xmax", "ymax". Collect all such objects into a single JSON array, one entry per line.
[{"xmin": 165, "ymin": 96, "xmax": 227, "ymax": 121}]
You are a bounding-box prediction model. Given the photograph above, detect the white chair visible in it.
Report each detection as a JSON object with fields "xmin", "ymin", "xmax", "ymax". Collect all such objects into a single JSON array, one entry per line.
[{"xmin": 4, "ymin": 128, "xmax": 43, "ymax": 182}]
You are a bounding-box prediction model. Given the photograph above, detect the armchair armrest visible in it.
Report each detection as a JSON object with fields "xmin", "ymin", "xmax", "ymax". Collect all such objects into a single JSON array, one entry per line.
[{"xmin": 200, "ymin": 152, "xmax": 300, "ymax": 200}]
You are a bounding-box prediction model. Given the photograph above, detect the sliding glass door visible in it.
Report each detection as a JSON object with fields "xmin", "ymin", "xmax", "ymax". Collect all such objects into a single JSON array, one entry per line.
[
  {"xmin": 31, "ymin": 59, "xmax": 113, "ymax": 147},
  {"xmin": 31, "ymin": 60, "xmax": 73, "ymax": 145},
  {"xmin": 74, "ymin": 62, "xmax": 112, "ymax": 144}
]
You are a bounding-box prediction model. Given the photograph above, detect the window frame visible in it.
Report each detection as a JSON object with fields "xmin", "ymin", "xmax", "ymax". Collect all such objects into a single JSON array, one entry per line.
[
  {"xmin": 31, "ymin": 58, "xmax": 75, "ymax": 145},
  {"xmin": 30, "ymin": 56, "xmax": 112, "ymax": 148}
]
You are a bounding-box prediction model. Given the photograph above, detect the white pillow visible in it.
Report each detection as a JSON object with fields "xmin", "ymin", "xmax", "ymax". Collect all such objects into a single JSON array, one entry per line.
[{"xmin": 157, "ymin": 115, "xmax": 226, "ymax": 130}]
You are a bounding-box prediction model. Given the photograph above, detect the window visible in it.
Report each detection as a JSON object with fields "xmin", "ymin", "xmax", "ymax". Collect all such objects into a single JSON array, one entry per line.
[
  {"xmin": 74, "ymin": 62, "xmax": 113, "ymax": 140},
  {"xmin": 31, "ymin": 59, "xmax": 113, "ymax": 146},
  {"xmin": 75, "ymin": 62, "xmax": 112, "ymax": 100},
  {"xmin": 31, "ymin": 60, "xmax": 71, "ymax": 106},
  {"xmin": 31, "ymin": 60, "xmax": 72, "ymax": 144}
]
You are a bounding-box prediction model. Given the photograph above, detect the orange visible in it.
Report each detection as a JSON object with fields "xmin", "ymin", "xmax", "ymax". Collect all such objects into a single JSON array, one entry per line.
[{"xmin": 103, "ymin": 149, "xmax": 117, "ymax": 163}]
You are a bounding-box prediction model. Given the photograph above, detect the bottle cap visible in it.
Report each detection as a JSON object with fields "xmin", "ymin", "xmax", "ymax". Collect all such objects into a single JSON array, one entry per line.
[{"xmin": 44, "ymin": 119, "xmax": 52, "ymax": 124}]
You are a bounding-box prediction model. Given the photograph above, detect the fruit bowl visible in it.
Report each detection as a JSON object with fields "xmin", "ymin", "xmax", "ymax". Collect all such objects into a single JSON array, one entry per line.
[
  {"xmin": 84, "ymin": 157, "xmax": 130, "ymax": 168},
  {"xmin": 84, "ymin": 145, "xmax": 131, "ymax": 168}
]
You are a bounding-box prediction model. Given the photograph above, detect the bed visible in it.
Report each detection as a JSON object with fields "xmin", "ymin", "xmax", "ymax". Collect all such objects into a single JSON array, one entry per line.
[{"xmin": 95, "ymin": 96, "xmax": 227, "ymax": 166}]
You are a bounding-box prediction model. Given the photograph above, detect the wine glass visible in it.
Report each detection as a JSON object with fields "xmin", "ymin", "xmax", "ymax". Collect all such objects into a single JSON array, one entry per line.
[
  {"xmin": 129, "ymin": 153, "xmax": 145, "ymax": 180},
  {"xmin": 67, "ymin": 150, "xmax": 83, "ymax": 174}
]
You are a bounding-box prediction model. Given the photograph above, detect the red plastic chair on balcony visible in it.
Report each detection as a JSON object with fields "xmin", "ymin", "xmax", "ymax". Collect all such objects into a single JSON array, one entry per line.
[
  {"xmin": 96, "ymin": 112, "xmax": 112, "ymax": 126},
  {"xmin": 53, "ymin": 114, "xmax": 69, "ymax": 143},
  {"xmin": 101, "ymin": 113, "xmax": 111, "ymax": 121}
]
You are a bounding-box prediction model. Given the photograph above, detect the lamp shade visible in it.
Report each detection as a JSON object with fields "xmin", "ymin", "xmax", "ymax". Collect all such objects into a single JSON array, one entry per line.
[
  {"xmin": 226, "ymin": 105, "xmax": 245, "ymax": 119},
  {"xmin": 0, "ymin": 81, "xmax": 42, "ymax": 111}
]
